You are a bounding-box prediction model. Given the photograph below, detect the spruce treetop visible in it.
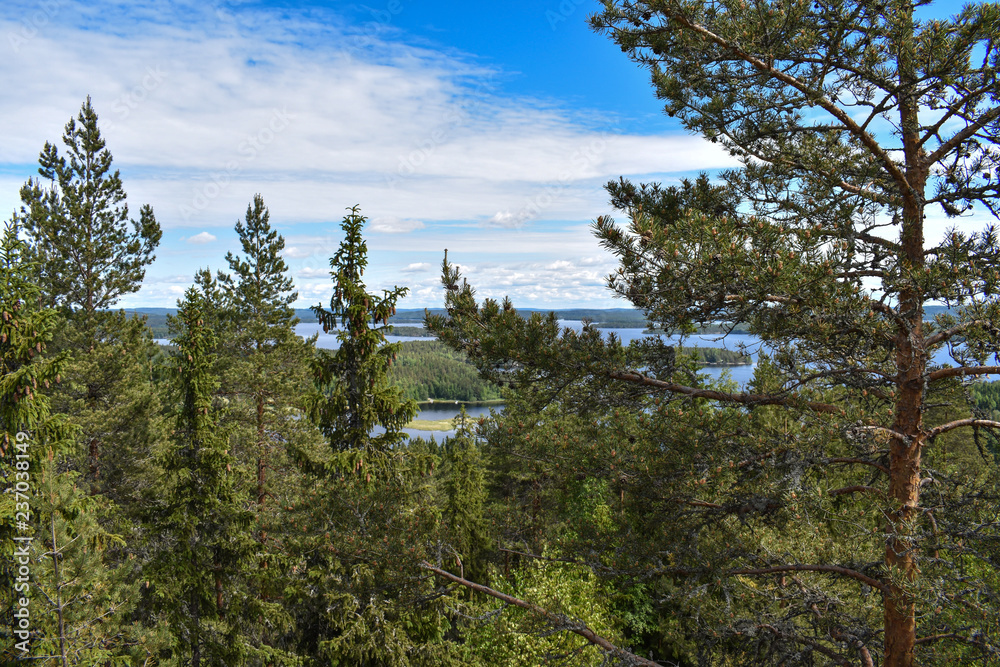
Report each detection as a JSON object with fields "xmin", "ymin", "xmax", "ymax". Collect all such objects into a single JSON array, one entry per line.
[{"xmin": 311, "ymin": 206, "xmax": 416, "ymax": 454}]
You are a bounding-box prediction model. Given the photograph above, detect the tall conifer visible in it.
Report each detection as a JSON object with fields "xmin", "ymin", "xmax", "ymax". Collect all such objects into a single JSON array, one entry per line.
[
  {"xmin": 15, "ymin": 98, "xmax": 165, "ymax": 496},
  {"xmin": 148, "ymin": 289, "xmax": 275, "ymax": 666},
  {"xmin": 310, "ymin": 205, "xmax": 416, "ymax": 453}
]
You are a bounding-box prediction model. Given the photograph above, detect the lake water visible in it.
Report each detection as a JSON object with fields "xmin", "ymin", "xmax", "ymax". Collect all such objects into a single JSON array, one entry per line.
[
  {"xmin": 295, "ymin": 322, "xmax": 431, "ymax": 347},
  {"xmin": 162, "ymin": 320, "xmax": 964, "ymax": 437}
]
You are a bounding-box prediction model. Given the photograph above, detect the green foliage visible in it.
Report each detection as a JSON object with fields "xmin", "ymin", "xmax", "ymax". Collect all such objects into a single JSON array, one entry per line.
[
  {"xmin": 310, "ymin": 206, "xmax": 416, "ymax": 454},
  {"xmin": 583, "ymin": 2, "xmax": 1000, "ymax": 663},
  {"xmin": 467, "ymin": 559, "xmax": 622, "ymax": 666},
  {"xmin": 146, "ymin": 288, "xmax": 276, "ymax": 666},
  {"xmin": 391, "ymin": 341, "xmax": 501, "ymax": 402},
  {"xmin": 201, "ymin": 196, "xmax": 325, "ymax": 658},
  {"xmin": 1, "ymin": 220, "xmax": 73, "ymax": 660},
  {"xmin": 0, "ymin": 219, "xmax": 70, "ymax": 450},
  {"xmin": 28, "ymin": 456, "xmax": 136, "ymax": 665},
  {"xmin": 442, "ymin": 411, "xmax": 492, "ymax": 586},
  {"xmin": 972, "ymin": 381, "xmax": 1000, "ymax": 421},
  {"xmin": 218, "ymin": 194, "xmax": 300, "ymax": 349},
  {"xmin": 16, "ymin": 97, "xmax": 161, "ymax": 316},
  {"xmin": 47, "ymin": 312, "xmax": 166, "ymax": 501},
  {"xmin": 282, "ymin": 435, "xmax": 467, "ymax": 666}
]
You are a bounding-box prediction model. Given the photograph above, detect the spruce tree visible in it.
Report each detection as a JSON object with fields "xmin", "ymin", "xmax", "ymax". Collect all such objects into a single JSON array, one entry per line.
[
  {"xmin": 442, "ymin": 409, "xmax": 491, "ymax": 588},
  {"xmin": 310, "ymin": 205, "xmax": 416, "ymax": 453},
  {"xmin": 1, "ymin": 220, "xmax": 71, "ymax": 660},
  {"xmin": 284, "ymin": 208, "xmax": 464, "ymax": 665},
  {"xmin": 29, "ymin": 458, "xmax": 135, "ymax": 665},
  {"xmin": 147, "ymin": 288, "xmax": 279, "ymax": 666}
]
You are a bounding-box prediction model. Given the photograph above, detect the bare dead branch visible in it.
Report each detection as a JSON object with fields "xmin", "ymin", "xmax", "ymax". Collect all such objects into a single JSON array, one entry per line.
[{"xmin": 420, "ymin": 562, "xmax": 660, "ymax": 666}]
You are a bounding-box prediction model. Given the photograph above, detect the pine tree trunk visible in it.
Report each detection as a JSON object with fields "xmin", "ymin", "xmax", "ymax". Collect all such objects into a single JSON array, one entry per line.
[
  {"xmin": 50, "ymin": 515, "xmax": 68, "ymax": 667},
  {"xmin": 257, "ymin": 393, "xmax": 266, "ymax": 507},
  {"xmin": 191, "ymin": 586, "xmax": 201, "ymax": 667},
  {"xmin": 884, "ymin": 14, "xmax": 924, "ymax": 663}
]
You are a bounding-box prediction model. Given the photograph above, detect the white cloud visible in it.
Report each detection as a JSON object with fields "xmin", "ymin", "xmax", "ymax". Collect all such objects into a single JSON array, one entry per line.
[
  {"xmin": 0, "ymin": 1, "xmax": 738, "ymax": 233},
  {"xmin": 369, "ymin": 217, "xmax": 425, "ymax": 234},
  {"xmin": 401, "ymin": 262, "xmax": 431, "ymax": 273},
  {"xmin": 484, "ymin": 210, "xmax": 524, "ymax": 229},
  {"xmin": 283, "ymin": 246, "xmax": 314, "ymax": 259},
  {"xmin": 186, "ymin": 231, "xmax": 216, "ymax": 244},
  {"xmin": 297, "ymin": 266, "xmax": 331, "ymax": 278},
  {"xmin": 0, "ymin": 0, "xmax": 743, "ymax": 311}
]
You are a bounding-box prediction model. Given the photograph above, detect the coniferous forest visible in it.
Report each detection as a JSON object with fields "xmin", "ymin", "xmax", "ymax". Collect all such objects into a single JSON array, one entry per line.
[{"xmin": 5, "ymin": 2, "xmax": 1000, "ymax": 666}]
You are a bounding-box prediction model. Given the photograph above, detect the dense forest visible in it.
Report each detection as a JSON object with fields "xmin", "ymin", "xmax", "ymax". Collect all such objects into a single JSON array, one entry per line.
[{"xmin": 5, "ymin": 2, "xmax": 1000, "ymax": 666}]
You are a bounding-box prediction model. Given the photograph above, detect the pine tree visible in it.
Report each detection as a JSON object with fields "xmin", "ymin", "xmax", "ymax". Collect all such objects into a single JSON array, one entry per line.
[
  {"xmin": 588, "ymin": 3, "xmax": 1000, "ymax": 663},
  {"xmin": 210, "ymin": 196, "xmax": 323, "ymax": 655},
  {"xmin": 17, "ymin": 97, "xmax": 161, "ymax": 319},
  {"xmin": 15, "ymin": 97, "xmax": 165, "ymax": 496},
  {"xmin": 219, "ymin": 194, "xmax": 299, "ymax": 352},
  {"xmin": 216, "ymin": 194, "xmax": 317, "ymax": 509},
  {"xmin": 429, "ymin": 3, "xmax": 1000, "ymax": 662}
]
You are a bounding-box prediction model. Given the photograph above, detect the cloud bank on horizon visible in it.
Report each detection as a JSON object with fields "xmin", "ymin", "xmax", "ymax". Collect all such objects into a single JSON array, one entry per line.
[{"xmin": 1, "ymin": 0, "xmax": 741, "ymax": 309}]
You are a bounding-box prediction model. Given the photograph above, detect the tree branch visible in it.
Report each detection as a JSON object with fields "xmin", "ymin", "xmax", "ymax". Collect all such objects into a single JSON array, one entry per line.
[
  {"xmin": 420, "ymin": 562, "xmax": 660, "ymax": 666},
  {"xmin": 828, "ymin": 485, "xmax": 885, "ymax": 498},
  {"xmin": 759, "ymin": 624, "xmax": 851, "ymax": 667},
  {"xmin": 607, "ymin": 371, "xmax": 843, "ymax": 414},
  {"xmin": 730, "ymin": 564, "xmax": 888, "ymax": 595},
  {"xmin": 827, "ymin": 457, "xmax": 889, "ymax": 476},
  {"xmin": 926, "ymin": 105, "xmax": 1000, "ymax": 166},
  {"xmin": 655, "ymin": 11, "xmax": 910, "ymax": 191},
  {"xmin": 927, "ymin": 366, "xmax": 1000, "ymax": 382},
  {"xmin": 927, "ymin": 418, "xmax": 1000, "ymax": 440},
  {"xmin": 925, "ymin": 320, "xmax": 993, "ymax": 347}
]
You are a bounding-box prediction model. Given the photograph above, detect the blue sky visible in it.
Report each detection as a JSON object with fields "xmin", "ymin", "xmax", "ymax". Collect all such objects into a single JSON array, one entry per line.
[
  {"xmin": 0, "ymin": 0, "xmax": 738, "ymax": 309},
  {"xmin": 0, "ymin": 0, "xmax": 978, "ymax": 309}
]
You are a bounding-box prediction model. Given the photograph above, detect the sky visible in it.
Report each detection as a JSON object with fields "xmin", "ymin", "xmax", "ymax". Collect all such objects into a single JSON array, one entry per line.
[
  {"xmin": 1, "ymin": 0, "xmax": 740, "ymax": 310},
  {"xmin": 0, "ymin": 0, "xmax": 983, "ymax": 310}
]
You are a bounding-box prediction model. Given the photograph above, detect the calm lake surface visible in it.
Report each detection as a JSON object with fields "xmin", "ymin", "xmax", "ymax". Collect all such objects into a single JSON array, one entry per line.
[
  {"xmin": 295, "ymin": 320, "xmax": 960, "ymax": 435},
  {"xmin": 159, "ymin": 321, "xmax": 963, "ymax": 439}
]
